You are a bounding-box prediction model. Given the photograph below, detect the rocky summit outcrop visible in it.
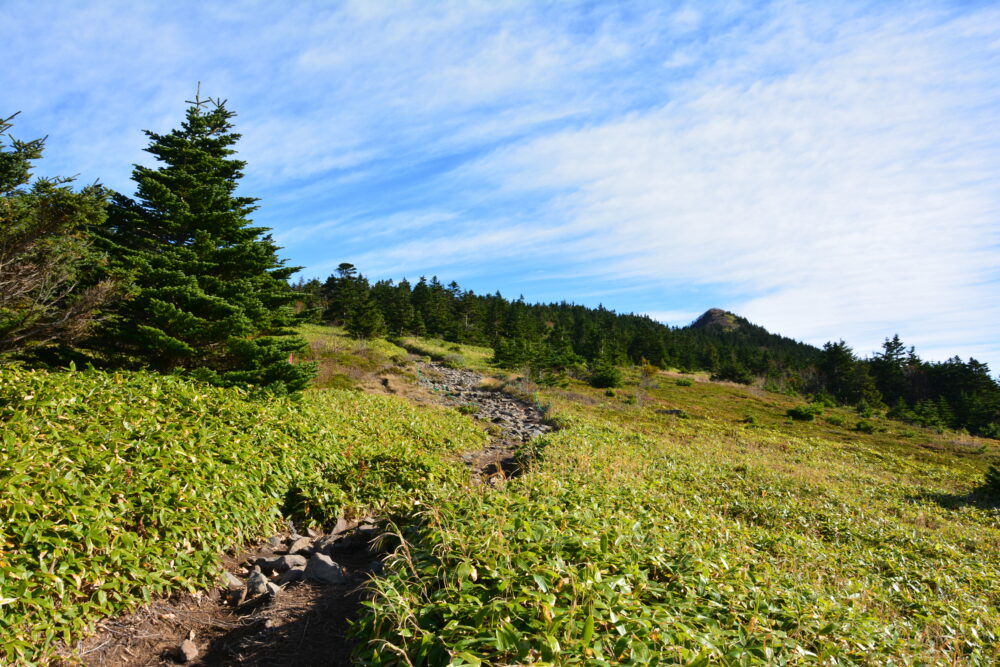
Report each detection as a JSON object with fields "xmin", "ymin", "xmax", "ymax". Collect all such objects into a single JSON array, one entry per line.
[{"xmin": 690, "ymin": 308, "xmax": 743, "ymax": 331}]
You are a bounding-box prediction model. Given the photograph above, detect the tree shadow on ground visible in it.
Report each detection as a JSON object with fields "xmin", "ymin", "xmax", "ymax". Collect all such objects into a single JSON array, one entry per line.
[
  {"xmin": 911, "ymin": 481, "xmax": 1000, "ymax": 511},
  {"xmin": 197, "ymin": 580, "xmax": 364, "ymax": 667}
]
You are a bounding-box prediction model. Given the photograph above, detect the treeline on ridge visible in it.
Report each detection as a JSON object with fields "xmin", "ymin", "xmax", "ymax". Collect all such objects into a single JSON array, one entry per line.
[
  {"xmin": 3, "ymin": 95, "xmax": 998, "ymax": 438},
  {"xmin": 293, "ymin": 264, "xmax": 1000, "ymax": 438}
]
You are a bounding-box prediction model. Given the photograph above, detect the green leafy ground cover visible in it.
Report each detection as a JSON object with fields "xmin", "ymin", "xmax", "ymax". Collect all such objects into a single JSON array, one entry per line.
[
  {"xmin": 396, "ymin": 336, "xmax": 497, "ymax": 373},
  {"xmin": 298, "ymin": 323, "xmax": 411, "ymax": 390},
  {"xmin": 0, "ymin": 365, "xmax": 484, "ymax": 664},
  {"xmin": 3, "ymin": 332, "xmax": 998, "ymax": 665},
  {"xmin": 359, "ymin": 369, "xmax": 1000, "ymax": 665}
]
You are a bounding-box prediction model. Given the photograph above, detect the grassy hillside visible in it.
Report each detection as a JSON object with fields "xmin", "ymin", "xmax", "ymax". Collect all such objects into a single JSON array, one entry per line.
[
  {"xmin": 395, "ymin": 335, "xmax": 497, "ymax": 373},
  {"xmin": 0, "ymin": 364, "xmax": 484, "ymax": 664},
  {"xmin": 358, "ymin": 350, "xmax": 1000, "ymax": 665},
  {"xmin": 2, "ymin": 329, "xmax": 997, "ymax": 664}
]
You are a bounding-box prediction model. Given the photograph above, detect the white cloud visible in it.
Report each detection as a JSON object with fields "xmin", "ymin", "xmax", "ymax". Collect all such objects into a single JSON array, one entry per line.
[
  {"xmin": 5, "ymin": 0, "xmax": 999, "ymax": 369},
  {"xmin": 460, "ymin": 3, "xmax": 1000, "ymax": 366}
]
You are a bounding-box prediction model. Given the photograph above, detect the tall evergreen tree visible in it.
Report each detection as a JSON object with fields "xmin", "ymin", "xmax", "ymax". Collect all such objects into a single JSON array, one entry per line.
[
  {"xmin": 345, "ymin": 290, "xmax": 387, "ymax": 340},
  {"xmin": 321, "ymin": 262, "xmax": 365, "ymax": 324},
  {"xmin": 819, "ymin": 340, "xmax": 861, "ymax": 403},
  {"xmin": 385, "ymin": 279, "xmax": 415, "ymax": 335},
  {"xmin": 96, "ymin": 93, "xmax": 313, "ymax": 393}
]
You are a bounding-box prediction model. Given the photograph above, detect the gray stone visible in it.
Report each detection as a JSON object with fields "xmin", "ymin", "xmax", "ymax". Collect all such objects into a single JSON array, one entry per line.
[
  {"xmin": 313, "ymin": 533, "xmax": 341, "ymax": 553},
  {"xmin": 326, "ymin": 532, "xmax": 360, "ymax": 552},
  {"xmin": 267, "ymin": 535, "xmax": 283, "ymax": 549},
  {"xmin": 304, "ymin": 553, "xmax": 347, "ymax": 585},
  {"xmin": 277, "ymin": 554, "xmax": 307, "ymax": 571},
  {"xmin": 176, "ymin": 639, "xmax": 199, "ymax": 663},
  {"xmin": 221, "ymin": 570, "xmax": 243, "ymax": 589},
  {"xmin": 288, "ymin": 536, "xmax": 313, "ymax": 555},
  {"xmin": 245, "ymin": 569, "xmax": 269, "ymax": 597},
  {"xmin": 276, "ymin": 566, "xmax": 305, "ymax": 585},
  {"xmin": 266, "ymin": 581, "xmax": 282, "ymax": 597},
  {"xmin": 333, "ymin": 516, "xmax": 358, "ymax": 535}
]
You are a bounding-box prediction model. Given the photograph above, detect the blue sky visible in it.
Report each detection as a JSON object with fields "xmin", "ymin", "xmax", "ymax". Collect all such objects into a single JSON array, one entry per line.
[{"xmin": 5, "ymin": 1, "xmax": 1000, "ymax": 370}]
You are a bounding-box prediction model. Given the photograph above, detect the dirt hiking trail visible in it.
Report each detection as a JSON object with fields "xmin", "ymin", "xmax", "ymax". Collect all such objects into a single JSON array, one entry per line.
[{"xmin": 61, "ymin": 360, "xmax": 552, "ymax": 666}]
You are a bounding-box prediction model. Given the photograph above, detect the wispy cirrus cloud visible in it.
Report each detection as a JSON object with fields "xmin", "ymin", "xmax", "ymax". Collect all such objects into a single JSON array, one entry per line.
[{"xmin": 4, "ymin": 0, "xmax": 999, "ymax": 368}]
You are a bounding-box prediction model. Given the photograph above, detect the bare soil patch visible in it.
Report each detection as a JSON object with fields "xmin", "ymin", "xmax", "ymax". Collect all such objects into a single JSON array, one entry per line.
[{"xmin": 59, "ymin": 527, "xmax": 383, "ymax": 666}]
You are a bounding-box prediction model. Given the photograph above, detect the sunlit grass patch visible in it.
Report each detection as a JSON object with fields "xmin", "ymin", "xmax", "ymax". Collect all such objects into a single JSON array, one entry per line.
[
  {"xmin": 0, "ymin": 366, "xmax": 485, "ymax": 664},
  {"xmin": 395, "ymin": 336, "xmax": 496, "ymax": 372},
  {"xmin": 359, "ymin": 361, "xmax": 999, "ymax": 665}
]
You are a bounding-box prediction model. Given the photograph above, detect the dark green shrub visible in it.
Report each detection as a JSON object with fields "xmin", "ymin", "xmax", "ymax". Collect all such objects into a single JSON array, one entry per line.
[
  {"xmin": 742, "ymin": 414, "xmax": 758, "ymax": 425},
  {"xmin": 854, "ymin": 419, "xmax": 878, "ymax": 434},
  {"xmin": 588, "ymin": 362, "xmax": 622, "ymax": 389},
  {"xmin": 787, "ymin": 404, "xmax": 823, "ymax": 421},
  {"xmin": 825, "ymin": 415, "xmax": 846, "ymax": 427},
  {"xmin": 675, "ymin": 378, "xmax": 694, "ymax": 387},
  {"xmin": 812, "ymin": 392, "xmax": 838, "ymax": 408},
  {"xmin": 985, "ymin": 464, "xmax": 1000, "ymax": 494},
  {"xmin": 979, "ymin": 423, "xmax": 1000, "ymax": 439},
  {"xmin": 711, "ymin": 363, "xmax": 754, "ymax": 385}
]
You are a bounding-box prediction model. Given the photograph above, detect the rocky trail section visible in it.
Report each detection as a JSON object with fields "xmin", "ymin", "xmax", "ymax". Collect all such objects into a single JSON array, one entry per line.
[
  {"xmin": 416, "ymin": 362, "xmax": 553, "ymax": 482},
  {"xmin": 62, "ymin": 520, "xmax": 386, "ymax": 666},
  {"xmin": 63, "ymin": 362, "xmax": 551, "ymax": 666}
]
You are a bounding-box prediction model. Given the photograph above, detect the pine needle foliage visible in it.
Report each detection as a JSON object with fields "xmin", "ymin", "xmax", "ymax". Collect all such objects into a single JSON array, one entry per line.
[
  {"xmin": 95, "ymin": 93, "xmax": 313, "ymax": 393},
  {"xmin": 0, "ymin": 113, "xmax": 113, "ymax": 357}
]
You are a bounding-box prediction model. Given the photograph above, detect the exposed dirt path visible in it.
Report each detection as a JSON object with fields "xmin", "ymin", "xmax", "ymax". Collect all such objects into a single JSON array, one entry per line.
[
  {"xmin": 415, "ymin": 361, "xmax": 553, "ymax": 482},
  {"xmin": 60, "ymin": 361, "xmax": 552, "ymax": 666},
  {"xmin": 60, "ymin": 523, "xmax": 384, "ymax": 667}
]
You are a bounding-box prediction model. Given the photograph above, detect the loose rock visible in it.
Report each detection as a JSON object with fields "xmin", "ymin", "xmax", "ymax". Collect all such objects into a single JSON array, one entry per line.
[
  {"xmin": 277, "ymin": 554, "xmax": 307, "ymax": 571},
  {"xmin": 175, "ymin": 638, "xmax": 199, "ymax": 663},
  {"xmin": 276, "ymin": 566, "xmax": 305, "ymax": 585},
  {"xmin": 333, "ymin": 517, "xmax": 358, "ymax": 535},
  {"xmin": 221, "ymin": 571, "xmax": 243, "ymax": 590},
  {"xmin": 313, "ymin": 533, "xmax": 341, "ymax": 553},
  {"xmin": 288, "ymin": 536, "xmax": 313, "ymax": 555},
  {"xmin": 416, "ymin": 361, "xmax": 553, "ymax": 480},
  {"xmin": 304, "ymin": 553, "xmax": 347, "ymax": 585},
  {"xmin": 245, "ymin": 569, "xmax": 269, "ymax": 597}
]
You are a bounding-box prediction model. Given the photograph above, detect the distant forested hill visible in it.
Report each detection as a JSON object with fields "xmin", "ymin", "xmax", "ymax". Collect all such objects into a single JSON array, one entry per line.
[{"xmin": 294, "ymin": 264, "xmax": 1000, "ymax": 438}]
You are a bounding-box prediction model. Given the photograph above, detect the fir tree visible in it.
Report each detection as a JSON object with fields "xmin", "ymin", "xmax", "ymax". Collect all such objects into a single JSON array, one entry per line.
[
  {"xmin": 321, "ymin": 262, "xmax": 365, "ymax": 324},
  {"xmin": 345, "ymin": 290, "xmax": 386, "ymax": 340},
  {"xmin": 385, "ymin": 279, "xmax": 415, "ymax": 335},
  {"xmin": 96, "ymin": 92, "xmax": 313, "ymax": 393},
  {"xmin": 0, "ymin": 113, "xmax": 115, "ymax": 359}
]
